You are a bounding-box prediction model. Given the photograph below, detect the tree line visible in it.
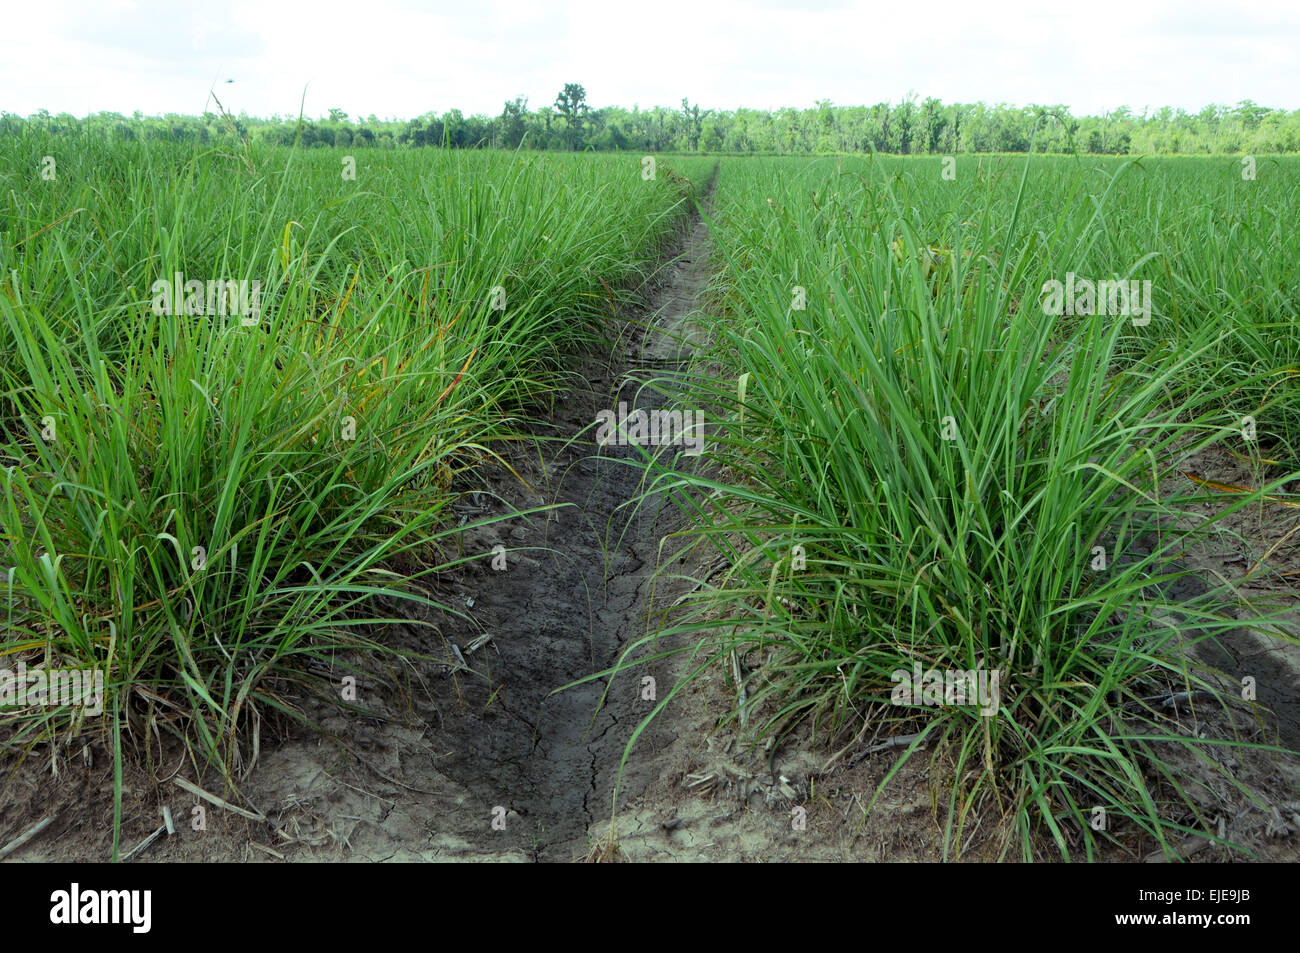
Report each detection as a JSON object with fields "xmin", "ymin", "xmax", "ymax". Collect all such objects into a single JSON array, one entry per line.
[{"xmin": 6, "ymin": 86, "xmax": 1298, "ymax": 154}]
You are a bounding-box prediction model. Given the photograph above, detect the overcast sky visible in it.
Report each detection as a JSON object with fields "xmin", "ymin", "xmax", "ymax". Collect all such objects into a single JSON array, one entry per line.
[{"xmin": 4, "ymin": 0, "xmax": 1297, "ymax": 120}]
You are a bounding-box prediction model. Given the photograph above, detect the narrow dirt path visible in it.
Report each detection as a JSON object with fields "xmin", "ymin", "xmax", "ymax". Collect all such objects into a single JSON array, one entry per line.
[
  {"xmin": 411, "ymin": 194, "xmax": 716, "ymax": 859},
  {"xmin": 381, "ymin": 185, "xmax": 715, "ymax": 859}
]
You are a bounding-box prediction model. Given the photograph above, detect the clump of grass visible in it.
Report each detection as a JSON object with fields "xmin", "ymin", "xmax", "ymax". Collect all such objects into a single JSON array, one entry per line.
[
  {"xmin": 581, "ymin": 826, "xmax": 623, "ymax": 863},
  {"xmin": 613, "ymin": 153, "xmax": 1298, "ymax": 860}
]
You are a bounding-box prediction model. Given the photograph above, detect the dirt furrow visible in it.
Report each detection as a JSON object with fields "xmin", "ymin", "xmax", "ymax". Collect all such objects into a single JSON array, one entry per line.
[{"xmin": 376, "ymin": 190, "xmax": 718, "ymax": 860}]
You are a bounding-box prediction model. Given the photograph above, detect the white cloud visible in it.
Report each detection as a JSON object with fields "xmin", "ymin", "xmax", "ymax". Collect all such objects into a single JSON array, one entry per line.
[{"xmin": 2, "ymin": 0, "xmax": 1296, "ymax": 119}]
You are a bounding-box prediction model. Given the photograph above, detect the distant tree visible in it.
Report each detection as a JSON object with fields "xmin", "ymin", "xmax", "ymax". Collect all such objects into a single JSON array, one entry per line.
[
  {"xmin": 896, "ymin": 95, "xmax": 916, "ymax": 153},
  {"xmin": 680, "ymin": 98, "xmax": 708, "ymax": 151},
  {"xmin": 874, "ymin": 103, "xmax": 892, "ymax": 152},
  {"xmin": 554, "ymin": 83, "xmax": 590, "ymax": 150},
  {"xmin": 1233, "ymin": 99, "xmax": 1270, "ymax": 131},
  {"xmin": 921, "ymin": 97, "xmax": 944, "ymax": 153},
  {"xmin": 499, "ymin": 96, "xmax": 529, "ymax": 148},
  {"xmin": 398, "ymin": 117, "xmax": 422, "ymax": 146},
  {"xmin": 700, "ymin": 121, "xmax": 723, "ymax": 152},
  {"xmin": 443, "ymin": 109, "xmax": 466, "ymax": 147}
]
